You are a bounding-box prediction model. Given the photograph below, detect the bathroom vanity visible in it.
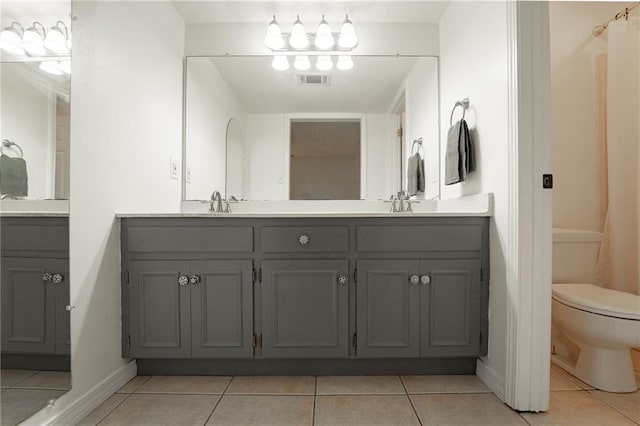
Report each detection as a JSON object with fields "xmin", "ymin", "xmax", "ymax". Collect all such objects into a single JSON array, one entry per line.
[
  {"xmin": 119, "ymin": 213, "xmax": 489, "ymax": 375},
  {"xmin": 0, "ymin": 215, "xmax": 70, "ymax": 370}
]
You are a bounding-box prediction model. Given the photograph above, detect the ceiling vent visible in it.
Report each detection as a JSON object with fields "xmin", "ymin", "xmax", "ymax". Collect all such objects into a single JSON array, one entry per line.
[{"xmin": 297, "ymin": 74, "xmax": 330, "ymax": 86}]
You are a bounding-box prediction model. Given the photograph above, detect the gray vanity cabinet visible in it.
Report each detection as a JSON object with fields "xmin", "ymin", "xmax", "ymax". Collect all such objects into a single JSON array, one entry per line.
[
  {"xmin": 1, "ymin": 258, "xmax": 63, "ymax": 354},
  {"xmin": 261, "ymin": 260, "xmax": 350, "ymax": 358},
  {"xmin": 128, "ymin": 259, "xmax": 254, "ymax": 359}
]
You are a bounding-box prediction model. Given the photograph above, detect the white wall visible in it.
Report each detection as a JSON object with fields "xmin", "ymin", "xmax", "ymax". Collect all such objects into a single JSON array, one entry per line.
[
  {"xmin": 1, "ymin": 65, "xmax": 56, "ymax": 199},
  {"xmin": 26, "ymin": 1, "xmax": 185, "ymax": 423},
  {"xmin": 244, "ymin": 113, "xmax": 396, "ymax": 200},
  {"xmin": 405, "ymin": 58, "xmax": 440, "ymax": 199},
  {"xmin": 185, "ymin": 22, "xmax": 439, "ymax": 56},
  {"xmin": 439, "ymin": 1, "xmax": 509, "ymax": 397},
  {"xmin": 185, "ymin": 58, "xmax": 246, "ymax": 200},
  {"xmin": 549, "ymin": 2, "xmax": 627, "ymax": 231}
]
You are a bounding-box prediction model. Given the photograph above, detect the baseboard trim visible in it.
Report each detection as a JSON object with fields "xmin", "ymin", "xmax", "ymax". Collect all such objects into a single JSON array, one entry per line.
[
  {"xmin": 476, "ymin": 358, "xmax": 505, "ymax": 401},
  {"xmin": 23, "ymin": 361, "xmax": 137, "ymax": 426}
]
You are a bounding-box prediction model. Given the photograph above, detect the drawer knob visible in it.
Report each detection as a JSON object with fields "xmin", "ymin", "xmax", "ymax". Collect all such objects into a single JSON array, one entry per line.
[
  {"xmin": 178, "ymin": 275, "xmax": 189, "ymax": 286},
  {"xmin": 420, "ymin": 275, "xmax": 431, "ymax": 285},
  {"xmin": 337, "ymin": 274, "xmax": 348, "ymax": 286},
  {"xmin": 52, "ymin": 273, "xmax": 64, "ymax": 284},
  {"xmin": 409, "ymin": 275, "xmax": 420, "ymax": 285},
  {"xmin": 42, "ymin": 273, "xmax": 53, "ymax": 283},
  {"xmin": 299, "ymin": 235, "xmax": 310, "ymax": 245},
  {"xmin": 189, "ymin": 275, "xmax": 201, "ymax": 285}
]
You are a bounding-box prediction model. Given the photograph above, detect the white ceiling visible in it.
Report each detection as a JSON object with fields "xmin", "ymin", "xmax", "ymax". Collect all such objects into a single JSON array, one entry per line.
[
  {"xmin": 197, "ymin": 55, "xmax": 436, "ymax": 113},
  {"xmin": 172, "ymin": 1, "xmax": 450, "ymax": 24}
]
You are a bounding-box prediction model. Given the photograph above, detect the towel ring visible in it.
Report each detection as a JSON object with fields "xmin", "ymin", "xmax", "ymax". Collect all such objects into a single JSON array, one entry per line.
[
  {"xmin": 1, "ymin": 140, "xmax": 23, "ymax": 158},
  {"xmin": 450, "ymin": 98, "xmax": 470, "ymax": 126}
]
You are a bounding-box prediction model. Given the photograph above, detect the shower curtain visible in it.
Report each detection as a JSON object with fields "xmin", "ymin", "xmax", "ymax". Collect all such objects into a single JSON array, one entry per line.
[{"xmin": 597, "ymin": 17, "xmax": 640, "ymax": 295}]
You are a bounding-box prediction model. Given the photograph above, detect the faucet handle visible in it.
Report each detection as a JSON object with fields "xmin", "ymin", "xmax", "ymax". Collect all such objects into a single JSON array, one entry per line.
[{"xmin": 224, "ymin": 199, "xmax": 232, "ymax": 213}]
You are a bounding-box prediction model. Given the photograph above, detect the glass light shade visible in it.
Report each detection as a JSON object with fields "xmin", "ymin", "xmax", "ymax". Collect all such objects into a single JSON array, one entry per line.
[
  {"xmin": 271, "ymin": 55, "xmax": 289, "ymax": 71},
  {"xmin": 59, "ymin": 60, "xmax": 71, "ymax": 74},
  {"xmin": 22, "ymin": 28, "xmax": 46, "ymax": 56},
  {"xmin": 44, "ymin": 26, "xmax": 69, "ymax": 54},
  {"xmin": 289, "ymin": 15, "xmax": 308, "ymax": 49},
  {"xmin": 316, "ymin": 55, "xmax": 333, "ymax": 71},
  {"xmin": 336, "ymin": 55, "xmax": 353, "ymax": 70},
  {"xmin": 264, "ymin": 16, "xmax": 284, "ymax": 50},
  {"xmin": 39, "ymin": 61, "xmax": 63, "ymax": 76},
  {"xmin": 293, "ymin": 55, "xmax": 311, "ymax": 71},
  {"xmin": 0, "ymin": 27, "xmax": 25, "ymax": 55},
  {"xmin": 314, "ymin": 16, "xmax": 334, "ymax": 50},
  {"xmin": 338, "ymin": 15, "xmax": 358, "ymax": 49}
]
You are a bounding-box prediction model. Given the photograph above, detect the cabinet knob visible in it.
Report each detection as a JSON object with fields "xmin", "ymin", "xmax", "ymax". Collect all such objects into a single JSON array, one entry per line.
[
  {"xmin": 42, "ymin": 273, "xmax": 53, "ymax": 283},
  {"xmin": 52, "ymin": 273, "xmax": 64, "ymax": 284},
  {"xmin": 189, "ymin": 275, "xmax": 201, "ymax": 285},
  {"xmin": 409, "ymin": 274, "xmax": 420, "ymax": 285},
  {"xmin": 178, "ymin": 275, "xmax": 189, "ymax": 286},
  {"xmin": 337, "ymin": 274, "xmax": 348, "ymax": 286},
  {"xmin": 299, "ymin": 235, "xmax": 310, "ymax": 245},
  {"xmin": 420, "ymin": 275, "xmax": 431, "ymax": 285}
]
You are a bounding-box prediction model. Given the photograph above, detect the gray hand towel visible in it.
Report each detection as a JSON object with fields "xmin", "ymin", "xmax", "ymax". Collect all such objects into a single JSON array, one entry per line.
[
  {"xmin": 407, "ymin": 153, "xmax": 425, "ymax": 195},
  {"xmin": 445, "ymin": 121, "xmax": 462, "ymax": 185},
  {"xmin": 0, "ymin": 154, "xmax": 28, "ymax": 196}
]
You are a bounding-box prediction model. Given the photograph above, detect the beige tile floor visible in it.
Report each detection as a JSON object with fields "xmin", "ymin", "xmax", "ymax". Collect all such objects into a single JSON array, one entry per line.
[
  {"xmin": 79, "ymin": 367, "xmax": 640, "ymax": 426},
  {"xmin": 0, "ymin": 369, "xmax": 71, "ymax": 426}
]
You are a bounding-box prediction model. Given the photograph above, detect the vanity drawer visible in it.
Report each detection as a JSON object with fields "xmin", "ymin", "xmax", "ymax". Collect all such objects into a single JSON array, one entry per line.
[
  {"xmin": 1, "ymin": 221, "xmax": 68, "ymax": 253},
  {"xmin": 260, "ymin": 226, "xmax": 349, "ymax": 253},
  {"xmin": 356, "ymin": 225, "xmax": 482, "ymax": 252},
  {"xmin": 127, "ymin": 226, "xmax": 253, "ymax": 253}
]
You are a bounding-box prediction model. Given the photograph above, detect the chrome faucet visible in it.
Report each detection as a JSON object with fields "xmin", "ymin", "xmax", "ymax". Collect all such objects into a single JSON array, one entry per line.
[
  {"xmin": 397, "ymin": 190, "xmax": 409, "ymax": 212},
  {"xmin": 210, "ymin": 191, "xmax": 223, "ymax": 212}
]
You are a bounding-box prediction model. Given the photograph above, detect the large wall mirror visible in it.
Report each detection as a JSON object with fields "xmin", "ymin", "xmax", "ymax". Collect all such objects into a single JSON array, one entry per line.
[
  {"xmin": 1, "ymin": 2, "xmax": 72, "ymax": 425},
  {"xmin": 183, "ymin": 55, "xmax": 440, "ymax": 201}
]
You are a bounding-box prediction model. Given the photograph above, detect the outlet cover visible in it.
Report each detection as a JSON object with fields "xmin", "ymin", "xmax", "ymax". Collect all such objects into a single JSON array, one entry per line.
[{"xmin": 170, "ymin": 158, "xmax": 178, "ymax": 180}]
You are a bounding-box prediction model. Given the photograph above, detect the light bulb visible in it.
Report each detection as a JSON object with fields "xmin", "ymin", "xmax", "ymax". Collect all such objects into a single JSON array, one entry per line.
[
  {"xmin": 264, "ymin": 15, "xmax": 284, "ymax": 50},
  {"xmin": 272, "ymin": 55, "xmax": 289, "ymax": 71},
  {"xmin": 293, "ymin": 55, "xmax": 311, "ymax": 71},
  {"xmin": 338, "ymin": 14, "xmax": 358, "ymax": 49},
  {"xmin": 0, "ymin": 23, "xmax": 25, "ymax": 56},
  {"xmin": 289, "ymin": 15, "xmax": 308, "ymax": 49},
  {"xmin": 336, "ymin": 55, "xmax": 353, "ymax": 70},
  {"xmin": 44, "ymin": 21, "xmax": 69, "ymax": 54},
  {"xmin": 59, "ymin": 60, "xmax": 71, "ymax": 74},
  {"xmin": 22, "ymin": 23, "xmax": 46, "ymax": 56},
  {"xmin": 316, "ymin": 55, "xmax": 333, "ymax": 71},
  {"xmin": 314, "ymin": 15, "xmax": 334, "ymax": 50},
  {"xmin": 39, "ymin": 61, "xmax": 63, "ymax": 76}
]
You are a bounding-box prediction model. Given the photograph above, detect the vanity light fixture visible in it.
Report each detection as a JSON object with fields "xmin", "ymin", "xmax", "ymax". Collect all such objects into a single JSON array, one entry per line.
[
  {"xmin": 272, "ymin": 55, "xmax": 289, "ymax": 71},
  {"xmin": 264, "ymin": 15, "xmax": 284, "ymax": 50},
  {"xmin": 59, "ymin": 60, "xmax": 71, "ymax": 75},
  {"xmin": 289, "ymin": 15, "xmax": 309, "ymax": 49},
  {"xmin": 315, "ymin": 55, "xmax": 333, "ymax": 71},
  {"xmin": 21, "ymin": 22, "xmax": 47, "ymax": 56},
  {"xmin": 314, "ymin": 15, "xmax": 334, "ymax": 50},
  {"xmin": 0, "ymin": 22, "xmax": 26, "ymax": 56},
  {"xmin": 44, "ymin": 21, "xmax": 70, "ymax": 54},
  {"xmin": 338, "ymin": 14, "xmax": 358, "ymax": 49},
  {"xmin": 293, "ymin": 55, "xmax": 311, "ymax": 71},
  {"xmin": 39, "ymin": 60, "xmax": 64, "ymax": 76},
  {"xmin": 336, "ymin": 55, "xmax": 354, "ymax": 71}
]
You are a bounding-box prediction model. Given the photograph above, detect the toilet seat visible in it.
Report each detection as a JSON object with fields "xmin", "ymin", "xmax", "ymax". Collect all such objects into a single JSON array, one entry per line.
[{"xmin": 552, "ymin": 283, "xmax": 640, "ymax": 321}]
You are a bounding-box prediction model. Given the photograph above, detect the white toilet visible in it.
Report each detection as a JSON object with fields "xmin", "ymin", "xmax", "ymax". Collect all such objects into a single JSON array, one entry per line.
[{"xmin": 551, "ymin": 228, "xmax": 640, "ymax": 393}]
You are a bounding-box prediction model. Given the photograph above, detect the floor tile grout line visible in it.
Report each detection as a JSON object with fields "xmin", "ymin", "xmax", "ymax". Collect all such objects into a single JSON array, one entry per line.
[
  {"xmin": 3, "ymin": 370, "xmax": 41, "ymax": 389},
  {"xmin": 312, "ymin": 376, "xmax": 317, "ymax": 426},
  {"xmin": 95, "ymin": 392, "xmax": 134, "ymax": 426},
  {"xmin": 202, "ymin": 376, "xmax": 234, "ymax": 425},
  {"xmin": 400, "ymin": 375, "xmax": 423, "ymax": 426},
  {"xmin": 517, "ymin": 411, "xmax": 534, "ymax": 426},
  {"xmin": 585, "ymin": 389, "xmax": 640, "ymax": 425}
]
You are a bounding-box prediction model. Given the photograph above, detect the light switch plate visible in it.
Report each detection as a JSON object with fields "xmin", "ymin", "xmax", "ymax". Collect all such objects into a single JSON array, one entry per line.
[{"xmin": 170, "ymin": 158, "xmax": 178, "ymax": 180}]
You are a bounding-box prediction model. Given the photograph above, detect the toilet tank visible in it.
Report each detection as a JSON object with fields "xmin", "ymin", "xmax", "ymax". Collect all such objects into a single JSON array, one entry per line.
[{"xmin": 552, "ymin": 228, "xmax": 602, "ymax": 284}]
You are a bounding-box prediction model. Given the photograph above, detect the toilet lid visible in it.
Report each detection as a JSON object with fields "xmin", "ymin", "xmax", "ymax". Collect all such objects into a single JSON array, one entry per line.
[{"xmin": 552, "ymin": 284, "xmax": 640, "ymax": 320}]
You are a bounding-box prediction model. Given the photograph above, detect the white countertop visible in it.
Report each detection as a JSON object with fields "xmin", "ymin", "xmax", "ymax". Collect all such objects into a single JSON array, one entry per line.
[
  {"xmin": 0, "ymin": 200, "xmax": 69, "ymax": 217},
  {"xmin": 116, "ymin": 193, "xmax": 493, "ymax": 218}
]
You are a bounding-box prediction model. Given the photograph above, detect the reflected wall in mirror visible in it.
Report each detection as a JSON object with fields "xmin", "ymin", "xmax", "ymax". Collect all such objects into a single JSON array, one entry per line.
[
  {"xmin": 225, "ymin": 117, "xmax": 246, "ymax": 199},
  {"xmin": 1, "ymin": 62, "xmax": 70, "ymax": 200},
  {"xmin": 184, "ymin": 55, "xmax": 439, "ymax": 201}
]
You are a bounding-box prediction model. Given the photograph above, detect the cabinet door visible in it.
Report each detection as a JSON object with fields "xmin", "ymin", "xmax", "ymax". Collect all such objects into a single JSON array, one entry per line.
[
  {"xmin": 356, "ymin": 260, "xmax": 420, "ymax": 358},
  {"xmin": 261, "ymin": 260, "xmax": 349, "ymax": 358},
  {"xmin": 419, "ymin": 259, "xmax": 482, "ymax": 357},
  {"xmin": 1, "ymin": 257, "xmax": 59, "ymax": 354},
  {"xmin": 54, "ymin": 263, "xmax": 70, "ymax": 355},
  {"xmin": 129, "ymin": 261, "xmax": 191, "ymax": 358},
  {"xmin": 191, "ymin": 260, "xmax": 254, "ymax": 358}
]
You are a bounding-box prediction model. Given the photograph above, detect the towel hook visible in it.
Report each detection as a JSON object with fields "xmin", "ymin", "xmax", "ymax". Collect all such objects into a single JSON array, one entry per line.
[
  {"xmin": 411, "ymin": 137, "xmax": 424, "ymax": 156},
  {"xmin": 2, "ymin": 139, "xmax": 24, "ymax": 158},
  {"xmin": 450, "ymin": 98, "xmax": 470, "ymax": 126}
]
